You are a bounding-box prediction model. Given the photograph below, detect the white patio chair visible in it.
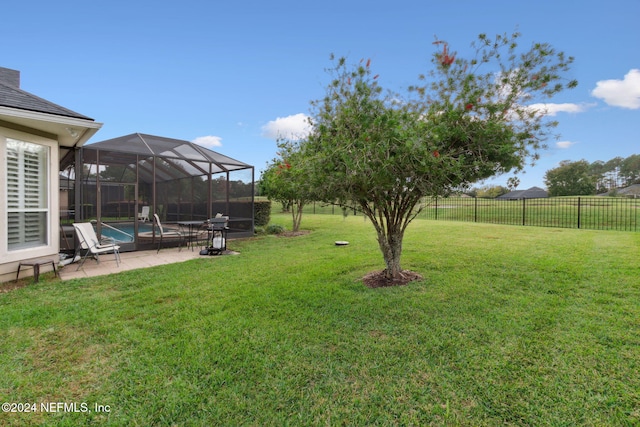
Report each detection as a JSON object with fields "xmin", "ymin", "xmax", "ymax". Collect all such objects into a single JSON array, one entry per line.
[
  {"xmin": 73, "ymin": 222, "xmax": 121, "ymax": 271},
  {"xmin": 154, "ymin": 214, "xmax": 183, "ymax": 253},
  {"xmin": 138, "ymin": 206, "xmax": 150, "ymax": 223}
]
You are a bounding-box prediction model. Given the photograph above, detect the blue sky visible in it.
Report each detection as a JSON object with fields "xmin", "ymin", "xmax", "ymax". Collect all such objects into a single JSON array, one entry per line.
[{"xmin": 4, "ymin": 0, "xmax": 639, "ymax": 189}]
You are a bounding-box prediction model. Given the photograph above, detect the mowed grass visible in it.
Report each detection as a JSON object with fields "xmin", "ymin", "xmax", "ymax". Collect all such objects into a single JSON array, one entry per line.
[
  {"xmin": 1, "ymin": 214, "xmax": 639, "ymax": 426},
  {"xmin": 302, "ymin": 197, "xmax": 640, "ymax": 231}
]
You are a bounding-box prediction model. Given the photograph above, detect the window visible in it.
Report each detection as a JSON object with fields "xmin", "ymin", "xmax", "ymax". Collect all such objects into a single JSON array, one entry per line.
[{"xmin": 6, "ymin": 138, "xmax": 49, "ymax": 250}]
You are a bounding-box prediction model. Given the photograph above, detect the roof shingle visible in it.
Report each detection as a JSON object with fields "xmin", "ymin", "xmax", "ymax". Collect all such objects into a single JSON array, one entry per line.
[{"xmin": 0, "ymin": 67, "xmax": 93, "ymax": 121}]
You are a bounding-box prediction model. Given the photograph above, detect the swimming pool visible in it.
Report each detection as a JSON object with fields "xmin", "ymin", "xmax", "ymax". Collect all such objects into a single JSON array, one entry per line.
[{"xmin": 99, "ymin": 222, "xmax": 154, "ymax": 243}]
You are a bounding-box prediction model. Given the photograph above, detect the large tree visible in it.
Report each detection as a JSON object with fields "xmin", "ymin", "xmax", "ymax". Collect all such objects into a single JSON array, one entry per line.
[
  {"xmin": 603, "ymin": 156, "xmax": 625, "ymax": 189},
  {"xmin": 544, "ymin": 160, "xmax": 596, "ymax": 196},
  {"xmin": 305, "ymin": 32, "xmax": 577, "ymax": 284},
  {"xmin": 620, "ymin": 154, "xmax": 640, "ymax": 186},
  {"xmin": 261, "ymin": 139, "xmax": 315, "ymax": 232}
]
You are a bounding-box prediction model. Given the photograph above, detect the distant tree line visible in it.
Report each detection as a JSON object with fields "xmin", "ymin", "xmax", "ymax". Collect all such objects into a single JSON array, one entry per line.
[
  {"xmin": 544, "ymin": 154, "xmax": 640, "ymax": 196},
  {"xmin": 465, "ymin": 185, "xmax": 510, "ymax": 198}
]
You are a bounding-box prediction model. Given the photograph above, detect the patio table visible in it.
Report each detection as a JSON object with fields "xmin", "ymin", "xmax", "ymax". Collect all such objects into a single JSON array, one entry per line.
[{"xmin": 177, "ymin": 220, "xmax": 206, "ymax": 251}]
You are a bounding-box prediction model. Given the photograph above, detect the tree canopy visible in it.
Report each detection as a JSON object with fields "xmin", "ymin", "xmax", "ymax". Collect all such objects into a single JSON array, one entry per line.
[
  {"xmin": 544, "ymin": 160, "xmax": 595, "ymax": 196},
  {"xmin": 261, "ymin": 139, "xmax": 315, "ymax": 232},
  {"xmin": 544, "ymin": 154, "xmax": 640, "ymax": 196},
  {"xmin": 303, "ymin": 32, "xmax": 576, "ymax": 284}
]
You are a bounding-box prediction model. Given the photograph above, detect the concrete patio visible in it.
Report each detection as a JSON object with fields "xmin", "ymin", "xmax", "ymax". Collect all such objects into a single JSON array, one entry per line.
[{"xmin": 58, "ymin": 247, "xmax": 226, "ymax": 280}]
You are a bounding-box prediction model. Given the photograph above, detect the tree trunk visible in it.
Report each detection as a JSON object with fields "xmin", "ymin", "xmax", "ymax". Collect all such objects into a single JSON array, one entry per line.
[
  {"xmin": 360, "ymin": 196, "xmax": 419, "ymax": 281},
  {"xmin": 291, "ymin": 200, "xmax": 304, "ymax": 231},
  {"xmin": 377, "ymin": 229, "xmax": 404, "ymax": 280}
]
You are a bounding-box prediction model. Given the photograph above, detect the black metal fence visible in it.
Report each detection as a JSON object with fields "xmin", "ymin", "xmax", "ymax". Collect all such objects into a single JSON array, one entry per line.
[{"xmin": 301, "ymin": 197, "xmax": 640, "ymax": 232}]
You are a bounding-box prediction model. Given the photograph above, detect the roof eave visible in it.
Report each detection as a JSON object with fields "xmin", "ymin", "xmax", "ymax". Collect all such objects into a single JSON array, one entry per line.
[{"xmin": 0, "ymin": 106, "xmax": 102, "ymax": 147}]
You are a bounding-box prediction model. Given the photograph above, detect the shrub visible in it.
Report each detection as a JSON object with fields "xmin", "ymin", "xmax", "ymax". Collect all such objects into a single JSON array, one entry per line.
[
  {"xmin": 265, "ymin": 224, "xmax": 285, "ymax": 235},
  {"xmin": 254, "ymin": 200, "xmax": 272, "ymax": 226}
]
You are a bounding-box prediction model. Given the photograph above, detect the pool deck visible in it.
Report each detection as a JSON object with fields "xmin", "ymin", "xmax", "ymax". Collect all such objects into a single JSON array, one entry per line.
[{"xmin": 59, "ymin": 246, "xmax": 231, "ymax": 280}]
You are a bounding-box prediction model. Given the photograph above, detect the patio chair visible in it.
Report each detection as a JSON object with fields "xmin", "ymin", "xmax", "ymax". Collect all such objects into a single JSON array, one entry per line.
[
  {"xmin": 138, "ymin": 206, "xmax": 150, "ymax": 223},
  {"xmin": 153, "ymin": 214, "xmax": 183, "ymax": 253},
  {"xmin": 73, "ymin": 222, "xmax": 121, "ymax": 271}
]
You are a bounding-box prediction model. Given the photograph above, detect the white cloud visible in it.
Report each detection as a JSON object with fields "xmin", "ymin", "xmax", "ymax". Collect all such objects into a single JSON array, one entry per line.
[
  {"xmin": 556, "ymin": 141, "xmax": 577, "ymax": 149},
  {"xmin": 591, "ymin": 69, "xmax": 640, "ymax": 109},
  {"xmin": 261, "ymin": 113, "xmax": 311, "ymax": 140},
  {"xmin": 526, "ymin": 103, "xmax": 591, "ymax": 116},
  {"xmin": 192, "ymin": 135, "xmax": 223, "ymax": 148}
]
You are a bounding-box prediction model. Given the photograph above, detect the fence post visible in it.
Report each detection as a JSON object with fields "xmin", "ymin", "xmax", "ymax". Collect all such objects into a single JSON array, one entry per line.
[
  {"xmin": 435, "ymin": 196, "xmax": 438, "ymax": 221},
  {"xmin": 577, "ymin": 197, "xmax": 581, "ymax": 229},
  {"xmin": 474, "ymin": 196, "xmax": 478, "ymax": 222},
  {"xmin": 522, "ymin": 198, "xmax": 526, "ymax": 226}
]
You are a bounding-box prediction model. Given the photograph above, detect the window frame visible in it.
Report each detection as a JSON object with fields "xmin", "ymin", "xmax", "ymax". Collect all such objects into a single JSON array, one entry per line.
[
  {"xmin": 0, "ymin": 127, "xmax": 58, "ymax": 263},
  {"xmin": 7, "ymin": 138, "xmax": 50, "ymax": 250}
]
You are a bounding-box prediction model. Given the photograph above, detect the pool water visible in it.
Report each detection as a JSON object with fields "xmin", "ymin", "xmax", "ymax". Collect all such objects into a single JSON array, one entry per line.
[{"xmin": 99, "ymin": 223, "xmax": 154, "ymax": 243}]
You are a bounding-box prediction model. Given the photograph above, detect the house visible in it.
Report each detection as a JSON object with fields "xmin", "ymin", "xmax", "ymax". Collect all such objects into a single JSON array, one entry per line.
[
  {"xmin": 496, "ymin": 186, "xmax": 549, "ymax": 200},
  {"xmin": 0, "ymin": 67, "xmax": 102, "ymax": 282},
  {"xmin": 617, "ymin": 184, "xmax": 640, "ymax": 197},
  {"xmin": 598, "ymin": 184, "xmax": 640, "ymax": 198}
]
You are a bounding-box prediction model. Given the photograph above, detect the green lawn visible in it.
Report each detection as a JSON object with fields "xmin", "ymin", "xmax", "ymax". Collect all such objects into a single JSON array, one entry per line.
[{"xmin": 1, "ymin": 214, "xmax": 639, "ymax": 426}]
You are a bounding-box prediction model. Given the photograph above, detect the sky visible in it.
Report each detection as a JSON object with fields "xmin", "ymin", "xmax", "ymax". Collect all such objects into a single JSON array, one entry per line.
[{"xmin": 3, "ymin": 0, "xmax": 639, "ymax": 190}]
